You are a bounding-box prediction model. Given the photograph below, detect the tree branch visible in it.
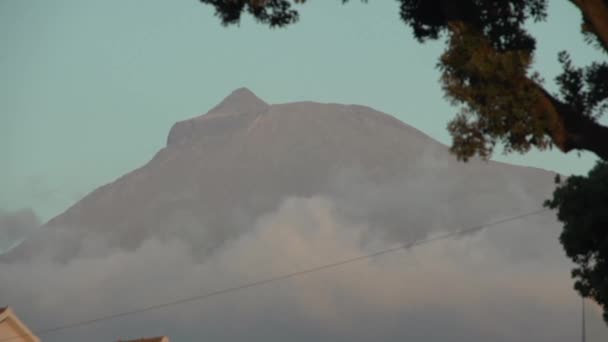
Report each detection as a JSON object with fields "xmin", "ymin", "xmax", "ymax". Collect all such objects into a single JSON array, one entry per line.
[
  {"xmin": 536, "ymin": 83, "xmax": 608, "ymax": 161},
  {"xmin": 442, "ymin": 5, "xmax": 608, "ymax": 162},
  {"xmin": 570, "ymin": 0, "xmax": 608, "ymax": 53}
]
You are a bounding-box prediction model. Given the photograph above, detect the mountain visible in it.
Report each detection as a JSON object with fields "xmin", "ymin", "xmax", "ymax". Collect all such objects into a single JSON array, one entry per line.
[{"xmin": 2, "ymin": 88, "xmax": 558, "ymax": 263}]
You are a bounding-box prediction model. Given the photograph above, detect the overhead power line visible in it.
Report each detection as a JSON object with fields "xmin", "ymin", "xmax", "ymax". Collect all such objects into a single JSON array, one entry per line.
[{"xmin": 1, "ymin": 207, "xmax": 549, "ymax": 342}]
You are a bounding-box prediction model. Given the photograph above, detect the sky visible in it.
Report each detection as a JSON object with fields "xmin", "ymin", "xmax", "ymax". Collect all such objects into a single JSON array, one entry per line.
[
  {"xmin": 2, "ymin": 2, "xmax": 608, "ymax": 341},
  {"xmin": 1, "ymin": 0, "xmax": 606, "ymax": 221}
]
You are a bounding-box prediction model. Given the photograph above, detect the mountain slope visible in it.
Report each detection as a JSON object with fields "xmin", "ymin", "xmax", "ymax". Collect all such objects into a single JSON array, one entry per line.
[{"xmin": 2, "ymin": 88, "xmax": 557, "ymax": 262}]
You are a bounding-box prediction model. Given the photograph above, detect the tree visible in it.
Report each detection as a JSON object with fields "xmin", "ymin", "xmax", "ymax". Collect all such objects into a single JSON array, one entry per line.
[
  {"xmin": 198, "ymin": 0, "xmax": 608, "ymax": 322},
  {"xmin": 545, "ymin": 162, "xmax": 608, "ymax": 322}
]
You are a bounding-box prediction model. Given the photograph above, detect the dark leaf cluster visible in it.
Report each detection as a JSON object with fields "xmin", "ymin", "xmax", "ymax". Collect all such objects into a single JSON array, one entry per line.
[
  {"xmin": 199, "ymin": 0, "xmax": 301, "ymax": 27},
  {"xmin": 557, "ymin": 51, "xmax": 608, "ymax": 119},
  {"xmin": 398, "ymin": 0, "xmax": 547, "ymax": 52},
  {"xmin": 545, "ymin": 161, "xmax": 608, "ymax": 322}
]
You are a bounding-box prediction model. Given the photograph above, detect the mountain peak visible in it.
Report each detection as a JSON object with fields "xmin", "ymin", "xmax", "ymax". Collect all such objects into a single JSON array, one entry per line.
[
  {"xmin": 166, "ymin": 88, "xmax": 269, "ymax": 146},
  {"xmin": 228, "ymin": 87, "xmax": 261, "ymax": 100},
  {"xmin": 208, "ymin": 87, "xmax": 269, "ymax": 116}
]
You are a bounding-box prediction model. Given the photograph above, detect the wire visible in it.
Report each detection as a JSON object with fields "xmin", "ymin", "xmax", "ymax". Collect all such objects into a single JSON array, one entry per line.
[{"xmin": 0, "ymin": 207, "xmax": 549, "ymax": 341}]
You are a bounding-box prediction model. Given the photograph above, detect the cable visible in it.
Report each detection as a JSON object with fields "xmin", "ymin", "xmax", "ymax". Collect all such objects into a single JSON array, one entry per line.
[{"xmin": 0, "ymin": 207, "xmax": 549, "ymax": 341}]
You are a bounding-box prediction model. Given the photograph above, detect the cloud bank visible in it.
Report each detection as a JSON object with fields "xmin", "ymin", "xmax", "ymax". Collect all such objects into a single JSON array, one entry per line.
[{"xmin": 1, "ymin": 196, "xmax": 607, "ymax": 342}]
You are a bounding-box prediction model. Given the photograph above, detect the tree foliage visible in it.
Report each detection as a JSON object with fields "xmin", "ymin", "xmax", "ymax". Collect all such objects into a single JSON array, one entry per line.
[
  {"xmin": 199, "ymin": 0, "xmax": 608, "ymax": 322},
  {"xmin": 439, "ymin": 25, "xmax": 550, "ymax": 160},
  {"xmin": 200, "ymin": 0, "xmax": 302, "ymax": 27},
  {"xmin": 545, "ymin": 162, "xmax": 608, "ymax": 322}
]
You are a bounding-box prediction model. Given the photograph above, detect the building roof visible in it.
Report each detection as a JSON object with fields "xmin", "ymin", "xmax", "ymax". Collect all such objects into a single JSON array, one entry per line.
[
  {"xmin": 119, "ymin": 337, "xmax": 169, "ymax": 342},
  {"xmin": 0, "ymin": 306, "xmax": 41, "ymax": 342}
]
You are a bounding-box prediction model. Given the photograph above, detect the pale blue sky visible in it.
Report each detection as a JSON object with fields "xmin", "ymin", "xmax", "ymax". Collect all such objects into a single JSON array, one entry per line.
[{"xmin": 2, "ymin": 0, "xmax": 606, "ymax": 220}]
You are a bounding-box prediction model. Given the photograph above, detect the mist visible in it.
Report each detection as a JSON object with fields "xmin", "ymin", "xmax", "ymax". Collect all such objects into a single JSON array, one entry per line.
[{"xmin": 1, "ymin": 194, "xmax": 607, "ymax": 342}]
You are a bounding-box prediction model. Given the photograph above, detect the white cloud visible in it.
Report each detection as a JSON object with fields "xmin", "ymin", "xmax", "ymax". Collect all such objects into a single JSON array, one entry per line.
[{"xmin": 1, "ymin": 196, "xmax": 606, "ymax": 342}]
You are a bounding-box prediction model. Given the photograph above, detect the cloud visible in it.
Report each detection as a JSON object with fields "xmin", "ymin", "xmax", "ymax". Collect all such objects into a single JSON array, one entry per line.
[
  {"xmin": 0, "ymin": 209, "xmax": 40, "ymax": 253},
  {"xmin": 2, "ymin": 161, "xmax": 555, "ymax": 265},
  {"xmin": 1, "ymin": 196, "xmax": 607, "ymax": 342}
]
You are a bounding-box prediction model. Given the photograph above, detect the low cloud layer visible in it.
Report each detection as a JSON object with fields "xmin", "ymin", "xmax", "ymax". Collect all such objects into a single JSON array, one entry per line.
[
  {"xmin": 3, "ymin": 161, "xmax": 555, "ymax": 264},
  {"xmin": 1, "ymin": 196, "xmax": 607, "ymax": 342},
  {"xmin": 0, "ymin": 209, "xmax": 40, "ymax": 253}
]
